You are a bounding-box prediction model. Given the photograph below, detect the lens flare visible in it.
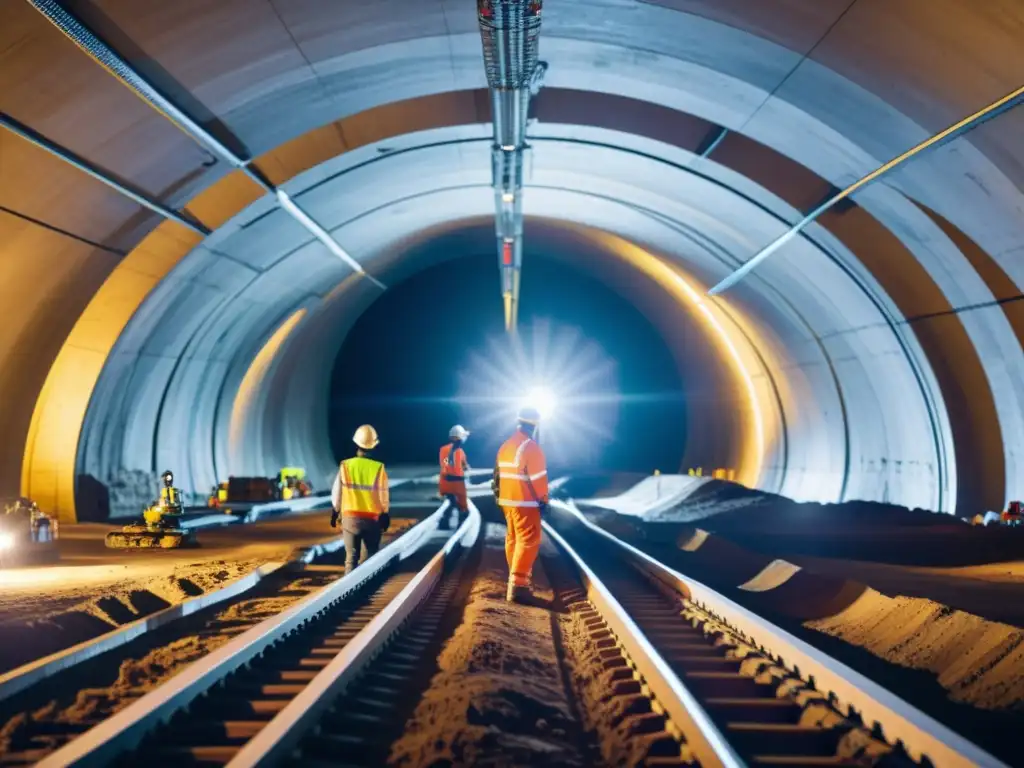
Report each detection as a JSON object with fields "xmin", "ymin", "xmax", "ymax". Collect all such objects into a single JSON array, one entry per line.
[
  {"xmin": 457, "ymin": 319, "xmax": 619, "ymax": 466},
  {"xmin": 521, "ymin": 386, "xmax": 557, "ymax": 420}
]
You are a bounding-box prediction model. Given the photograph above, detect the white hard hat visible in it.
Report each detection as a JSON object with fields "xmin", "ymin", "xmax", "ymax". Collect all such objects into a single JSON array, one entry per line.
[
  {"xmin": 449, "ymin": 424, "xmax": 470, "ymax": 441},
  {"xmin": 353, "ymin": 424, "xmax": 380, "ymax": 450}
]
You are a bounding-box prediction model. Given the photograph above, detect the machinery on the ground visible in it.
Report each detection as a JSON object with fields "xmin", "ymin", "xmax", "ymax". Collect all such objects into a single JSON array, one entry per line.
[
  {"xmin": 0, "ymin": 496, "xmax": 59, "ymax": 566},
  {"xmin": 105, "ymin": 470, "xmax": 197, "ymax": 549},
  {"xmin": 209, "ymin": 469, "xmax": 312, "ymax": 510},
  {"xmin": 969, "ymin": 500, "xmax": 1023, "ymax": 527},
  {"xmin": 277, "ymin": 467, "xmax": 312, "ymax": 500},
  {"xmin": 207, "ymin": 481, "xmax": 229, "ymax": 509},
  {"xmin": 1001, "ymin": 500, "xmax": 1023, "ymax": 526}
]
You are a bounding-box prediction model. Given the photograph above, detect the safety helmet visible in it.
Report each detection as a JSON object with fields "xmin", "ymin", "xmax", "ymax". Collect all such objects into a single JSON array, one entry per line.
[
  {"xmin": 449, "ymin": 424, "xmax": 470, "ymax": 441},
  {"xmin": 353, "ymin": 424, "xmax": 380, "ymax": 450},
  {"xmin": 517, "ymin": 406, "xmax": 541, "ymax": 425},
  {"xmin": 161, "ymin": 470, "xmax": 174, "ymax": 486}
]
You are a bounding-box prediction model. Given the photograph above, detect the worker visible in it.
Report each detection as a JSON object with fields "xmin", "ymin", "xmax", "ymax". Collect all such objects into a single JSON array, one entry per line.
[
  {"xmin": 331, "ymin": 424, "xmax": 391, "ymax": 574},
  {"xmin": 439, "ymin": 424, "xmax": 471, "ymax": 528},
  {"xmin": 158, "ymin": 470, "xmax": 183, "ymax": 514},
  {"xmin": 493, "ymin": 406, "xmax": 549, "ymax": 603}
]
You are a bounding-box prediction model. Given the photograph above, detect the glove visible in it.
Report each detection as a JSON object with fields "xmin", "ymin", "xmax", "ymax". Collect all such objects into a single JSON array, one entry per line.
[
  {"xmin": 379, "ymin": 513, "xmax": 391, "ymax": 532},
  {"xmin": 330, "ymin": 509, "xmax": 339, "ymax": 528}
]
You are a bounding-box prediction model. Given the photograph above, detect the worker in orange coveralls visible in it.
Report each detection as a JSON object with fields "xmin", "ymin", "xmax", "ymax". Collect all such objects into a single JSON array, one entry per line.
[
  {"xmin": 439, "ymin": 425, "xmax": 471, "ymax": 528},
  {"xmin": 493, "ymin": 406, "xmax": 549, "ymax": 603}
]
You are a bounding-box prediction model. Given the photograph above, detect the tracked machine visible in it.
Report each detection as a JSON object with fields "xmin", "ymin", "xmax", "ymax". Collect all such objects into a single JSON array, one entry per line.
[{"xmin": 106, "ymin": 470, "xmax": 197, "ymax": 549}]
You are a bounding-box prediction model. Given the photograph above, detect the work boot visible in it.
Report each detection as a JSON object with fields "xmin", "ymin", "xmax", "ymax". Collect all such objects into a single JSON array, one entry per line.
[{"xmin": 507, "ymin": 584, "xmax": 531, "ymax": 604}]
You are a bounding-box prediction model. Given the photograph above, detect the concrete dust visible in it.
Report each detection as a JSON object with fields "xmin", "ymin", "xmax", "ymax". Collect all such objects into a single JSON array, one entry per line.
[
  {"xmin": 808, "ymin": 588, "xmax": 1024, "ymax": 710},
  {"xmin": 388, "ymin": 535, "xmax": 594, "ymax": 767}
]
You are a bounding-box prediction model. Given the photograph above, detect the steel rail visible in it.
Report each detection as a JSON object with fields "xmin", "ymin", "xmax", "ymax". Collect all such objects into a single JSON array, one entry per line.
[
  {"xmin": 37, "ymin": 499, "xmax": 455, "ymax": 768},
  {"xmin": 542, "ymin": 518, "xmax": 746, "ymax": 768},
  {"xmin": 0, "ymin": 495, "xmax": 345, "ymax": 704},
  {"xmin": 226, "ymin": 500, "xmax": 482, "ymax": 766},
  {"xmin": 552, "ymin": 500, "xmax": 1008, "ymax": 768}
]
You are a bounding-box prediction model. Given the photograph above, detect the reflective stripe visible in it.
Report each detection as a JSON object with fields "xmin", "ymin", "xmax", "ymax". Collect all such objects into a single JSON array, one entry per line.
[
  {"xmin": 514, "ymin": 438, "xmax": 531, "ymax": 465},
  {"xmin": 496, "ymin": 431, "xmax": 548, "ymax": 507},
  {"xmin": 339, "ymin": 457, "xmax": 387, "ymax": 515}
]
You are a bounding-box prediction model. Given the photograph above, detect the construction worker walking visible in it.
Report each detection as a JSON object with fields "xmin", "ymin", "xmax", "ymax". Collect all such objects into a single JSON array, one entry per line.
[
  {"xmin": 331, "ymin": 424, "xmax": 391, "ymax": 574},
  {"xmin": 493, "ymin": 406, "xmax": 549, "ymax": 603},
  {"xmin": 439, "ymin": 425, "xmax": 471, "ymax": 528}
]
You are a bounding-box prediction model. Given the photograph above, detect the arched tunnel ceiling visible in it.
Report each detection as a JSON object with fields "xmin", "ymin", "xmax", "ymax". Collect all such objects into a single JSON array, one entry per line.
[{"xmin": 1, "ymin": 0, "xmax": 1021, "ymax": 522}]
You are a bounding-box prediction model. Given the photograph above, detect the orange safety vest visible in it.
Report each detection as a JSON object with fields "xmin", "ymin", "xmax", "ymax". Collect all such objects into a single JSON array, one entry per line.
[
  {"xmin": 496, "ymin": 430, "xmax": 549, "ymax": 508},
  {"xmin": 439, "ymin": 443, "xmax": 468, "ymax": 484},
  {"xmin": 338, "ymin": 457, "xmax": 389, "ymax": 519}
]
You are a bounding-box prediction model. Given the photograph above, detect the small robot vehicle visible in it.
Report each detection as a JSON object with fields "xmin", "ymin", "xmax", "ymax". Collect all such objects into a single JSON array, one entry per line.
[{"xmin": 106, "ymin": 470, "xmax": 197, "ymax": 549}]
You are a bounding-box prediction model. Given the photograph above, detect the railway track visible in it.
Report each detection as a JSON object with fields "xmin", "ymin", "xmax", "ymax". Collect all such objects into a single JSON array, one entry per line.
[
  {"xmin": 2, "ymin": 490, "xmax": 1006, "ymax": 767},
  {"xmin": 544, "ymin": 501, "xmax": 1008, "ymax": 768},
  {"xmin": 0, "ymin": 504, "xmax": 445, "ymax": 766}
]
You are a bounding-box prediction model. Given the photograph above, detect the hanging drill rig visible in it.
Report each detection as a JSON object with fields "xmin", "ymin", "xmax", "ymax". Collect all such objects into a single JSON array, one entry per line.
[{"xmin": 476, "ymin": 0, "xmax": 546, "ymax": 335}]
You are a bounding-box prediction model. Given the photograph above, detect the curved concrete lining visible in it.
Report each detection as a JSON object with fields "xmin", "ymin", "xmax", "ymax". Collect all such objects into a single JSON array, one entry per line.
[
  {"xmin": 5, "ymin": 2, "xmax": 1021, "ymax": 521},
  {"xmin": 71, "ymin": 128, "xmax": 949, "ymax": 520}
]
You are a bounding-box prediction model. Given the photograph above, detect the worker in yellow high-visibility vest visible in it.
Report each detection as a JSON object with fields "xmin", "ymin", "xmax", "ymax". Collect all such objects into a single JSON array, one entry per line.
[{"xmin": 331, "ymin": 424, "xmax": 391, "ymax": 574}]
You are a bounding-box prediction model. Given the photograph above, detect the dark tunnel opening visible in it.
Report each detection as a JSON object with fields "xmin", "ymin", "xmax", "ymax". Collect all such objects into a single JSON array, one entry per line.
[{"xmin": 328, "ymin": 250, "xmax": 688, "ymax": 475}]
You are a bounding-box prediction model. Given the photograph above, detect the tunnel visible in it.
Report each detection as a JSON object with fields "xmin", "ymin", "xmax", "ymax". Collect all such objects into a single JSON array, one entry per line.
[{"xmin": 2, "ymin": 0, "xmax": 1022, "ymax": 525}]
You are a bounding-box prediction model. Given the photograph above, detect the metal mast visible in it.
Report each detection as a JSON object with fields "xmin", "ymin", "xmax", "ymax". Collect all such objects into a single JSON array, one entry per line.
[{"xmin": 476, "ymin": 0, "xmax": 545, "ymax": 334}]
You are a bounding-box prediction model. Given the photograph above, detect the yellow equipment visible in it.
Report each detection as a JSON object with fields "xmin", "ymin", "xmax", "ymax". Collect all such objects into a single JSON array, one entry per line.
[
  {"xmin": 106, "ymin": 470, "xmax": 197, "ymax": 549},
  {"xmin": 278, "ymin": 467, "xmax": 311, "ymax": 501},
  {"xmin": 207, "ymin": 482, "xmax": 229, "ymax": 509}
]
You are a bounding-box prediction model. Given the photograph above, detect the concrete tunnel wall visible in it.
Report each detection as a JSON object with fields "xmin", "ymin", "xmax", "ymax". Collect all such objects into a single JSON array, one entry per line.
[
  {"xmin": 1, "ymin": 1, "xmax": 1019, "ymax": 520},
  {"xmin": 78, "ymin": 125, "xmax": 945, "ymax": 517}
]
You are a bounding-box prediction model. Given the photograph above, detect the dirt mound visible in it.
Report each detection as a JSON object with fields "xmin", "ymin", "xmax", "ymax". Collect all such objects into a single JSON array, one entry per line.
[
  {"xmin": 675, "ymin": 528, "xmax": 775, "ymax": 585},
  {"xmin": 0, "ymin": 559, "xmax": 262, "ymax": 674},
  {"xmin": 613, "ymin": 479, "xmax": 1024, "ymax": 567},
  {"xmin": 808, "ymin": 589, "xmax": 1024, "ymax": 711},
  {"xmin": 641, "ymin": 479, "xmax": 953, "ymax": 530},
  {"xmin": 389, "ymin": 540, "xmax": 591, "ymax": 767}
]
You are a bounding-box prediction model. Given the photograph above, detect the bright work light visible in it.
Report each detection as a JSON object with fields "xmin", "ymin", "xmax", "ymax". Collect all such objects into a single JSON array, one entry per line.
[{"xmin": 521, "ymin": 386, "xmax": 556, "ymax": 420}]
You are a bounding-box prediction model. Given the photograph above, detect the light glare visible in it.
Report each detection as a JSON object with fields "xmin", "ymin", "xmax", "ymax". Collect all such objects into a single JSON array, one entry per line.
[
  {"xmin": 456, "ymin": 319, "xmax": 620, "ymax": 466},
  {"xmin": 522, "ymin": 386, "xmax": 556, "ymax": 420}
]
